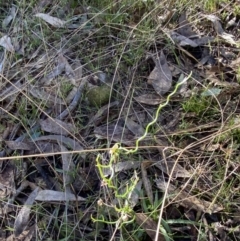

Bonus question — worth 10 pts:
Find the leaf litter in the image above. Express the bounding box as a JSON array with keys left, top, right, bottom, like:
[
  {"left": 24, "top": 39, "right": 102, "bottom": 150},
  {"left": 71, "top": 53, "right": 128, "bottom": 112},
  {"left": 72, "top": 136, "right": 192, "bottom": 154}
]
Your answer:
[{"left": 0, "top": 1, "right": 240, "bottom": 240}]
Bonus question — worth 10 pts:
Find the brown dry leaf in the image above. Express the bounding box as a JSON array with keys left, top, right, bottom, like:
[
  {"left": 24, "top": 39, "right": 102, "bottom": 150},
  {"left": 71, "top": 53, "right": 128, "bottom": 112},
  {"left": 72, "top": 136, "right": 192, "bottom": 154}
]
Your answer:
[
  {"left": 194, "top": 36, "right": 214, "bottom": 46},
  {"left": 89, "top": 100, "right": 119, "bottom": 126},
  {"left": 141, "top": 162, "right": 153, "bottom": 205},
  {"left": 33, "top": 135, "right": 84, "bottom": 152},
  {"left": 125, "top": 118, "right": 144, "bottom": 137},
  {"left": 156, "top": 178, "right": 223, "bottom": 213},
  {"left": 0, "top": 35, "right": 15, "bottom": 52},
  {"left": 135, "top": 213, "right": 165, "bottom": 241},
  {"left": 135, "top": 93, "right": 163, "bottom": 105},
  {"left": 178, "top": 12, "right": 196, "bottom": 37},
  {"left": 39, "top": 118, "right": 75, "bottom": 136},
  {"left": 35, "top": 13, "right": 67, "bottom": 28},
  {"left": 94, "top": 124, "right": 135, "bottom": 145},
  {"left": 5, "top": 141, "right": 34, "bottom": 150},
  {"left": 35, "top": 190, "right": 86, "bottom": 202},
  {"left": 170, "top": 31, "right": 198, "bottom": 47},
  {"left": 14, "top": 187, "right": 40, "bottom": 237},
  {"left": 148, "top": 51, "right": 172, "bottom": 96},
  {"left": 0, "top": 164, "right": 15, "bottom": 199},
  {"left": 154, "top": 159, "right": 191, "bottom": 178},
  {"left": 26, "top": 141, "right": 60, "bottom": 155}
]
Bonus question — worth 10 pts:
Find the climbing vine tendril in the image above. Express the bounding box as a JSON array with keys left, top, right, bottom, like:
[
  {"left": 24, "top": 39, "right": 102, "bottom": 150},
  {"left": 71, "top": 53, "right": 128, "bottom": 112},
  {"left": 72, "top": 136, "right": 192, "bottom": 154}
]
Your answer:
[{"left": 93, "top": 72, "right": 192, "bottom": 228}]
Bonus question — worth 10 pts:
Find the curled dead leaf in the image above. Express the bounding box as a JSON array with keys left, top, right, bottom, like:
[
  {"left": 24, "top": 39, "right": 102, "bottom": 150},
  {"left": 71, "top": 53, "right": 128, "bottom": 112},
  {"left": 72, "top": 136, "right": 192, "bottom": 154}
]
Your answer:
[{"left": 147, "top": 51, "right": 172, "bottom": 96}]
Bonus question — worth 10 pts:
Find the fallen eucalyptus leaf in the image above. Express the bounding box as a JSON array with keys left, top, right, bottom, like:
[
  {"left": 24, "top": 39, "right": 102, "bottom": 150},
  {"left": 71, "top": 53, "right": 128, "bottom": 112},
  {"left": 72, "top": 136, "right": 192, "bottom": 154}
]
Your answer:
[
  {"left": 14, "top": 188, "right": 40, "bottom": 237},
  {"left": 170, "top": 32, "right": 198, "bottom": 47},
  {"left": 135, "top": 93, "right": 163, "bottom": 105},
  {"left": 39, "top": 118, "right": 75, "bottom": 135},
  {"left": 201, "top": 88, "right": 222, "bottom": 97},
  {"left": 125, "top": 118, "right": 144, "bottom": 137},
  {"left": 147, "top": 51, "right": 172, "bottom": 96},
  {"left": 32, "top": 135, "right": 84, "bottom": 152},
  {"left": 0, "top": 35, "right": 15, "bottom": 52},
  {"left": 35, "top": 13, "right": 67, "bottom": 27},
  {"left": 154, "top": 158, "right": 191, "bottom": 178},
  {"left": 5, "top": 140, "right": 34, "bottom": 150},
  {"left": 178, "top": 12, "right": 196, "bottom": 37},
  {"left": 35, "top": 190, "right": 86, "bottom": 202}
]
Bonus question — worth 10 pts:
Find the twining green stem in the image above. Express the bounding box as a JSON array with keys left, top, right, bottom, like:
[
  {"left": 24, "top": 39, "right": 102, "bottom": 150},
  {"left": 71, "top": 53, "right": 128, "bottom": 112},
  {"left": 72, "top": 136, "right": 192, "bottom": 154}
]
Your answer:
[
  {"left": 120, "top": 72, "right": 192, "bottom": 154},
  {"left": 94, "top": 72, "right": 192, "bottom": 228}
]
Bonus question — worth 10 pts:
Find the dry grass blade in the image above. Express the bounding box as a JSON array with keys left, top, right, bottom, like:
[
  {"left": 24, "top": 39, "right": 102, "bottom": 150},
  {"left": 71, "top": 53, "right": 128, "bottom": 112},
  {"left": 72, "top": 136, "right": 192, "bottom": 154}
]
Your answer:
[{"left": 59, "top": 143, "right": 74, "bottom": 194}]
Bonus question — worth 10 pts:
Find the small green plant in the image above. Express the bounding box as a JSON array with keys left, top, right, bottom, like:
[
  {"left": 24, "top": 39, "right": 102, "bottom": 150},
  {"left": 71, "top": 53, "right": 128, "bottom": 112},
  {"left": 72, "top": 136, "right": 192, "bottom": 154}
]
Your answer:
[
  {"left": 93, "top": 73, "right": 192, "bottom": 235},
  {"left": 182, "top": 93, "right": 218, "bottom": 118},
  {"left": 92, "top": 144, "right": 138, "bottom": 228}
]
